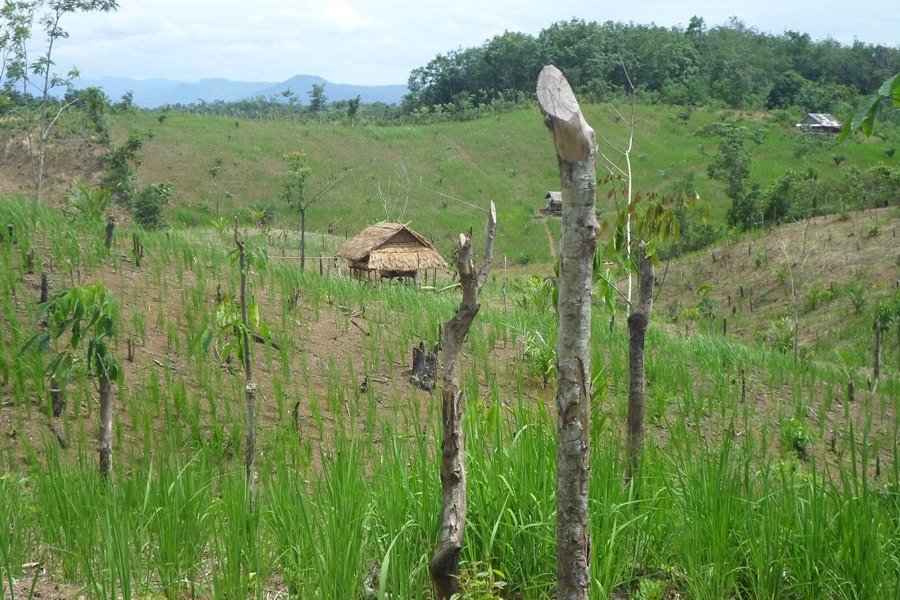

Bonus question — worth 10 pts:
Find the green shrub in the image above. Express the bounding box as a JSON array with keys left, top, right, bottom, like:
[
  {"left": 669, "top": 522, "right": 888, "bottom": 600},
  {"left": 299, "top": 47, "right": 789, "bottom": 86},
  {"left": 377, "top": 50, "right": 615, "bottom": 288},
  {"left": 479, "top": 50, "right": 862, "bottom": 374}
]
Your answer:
[
  {"left": 132, "top": 183, "right": 173, "bottom": 230},
  {"left": 803, "top": 285, "right": 834, "bottom": 313}
]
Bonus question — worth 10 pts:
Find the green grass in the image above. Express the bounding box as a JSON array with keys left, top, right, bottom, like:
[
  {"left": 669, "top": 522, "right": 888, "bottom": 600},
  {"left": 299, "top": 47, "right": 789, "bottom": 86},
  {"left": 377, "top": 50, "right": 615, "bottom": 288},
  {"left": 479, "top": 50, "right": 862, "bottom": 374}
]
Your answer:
[
  {"left": 109, "top": 103, "right": 897, "bottom": 266},
  {"left": 1, "top": 123, "right": 899, "bottom": 598}
]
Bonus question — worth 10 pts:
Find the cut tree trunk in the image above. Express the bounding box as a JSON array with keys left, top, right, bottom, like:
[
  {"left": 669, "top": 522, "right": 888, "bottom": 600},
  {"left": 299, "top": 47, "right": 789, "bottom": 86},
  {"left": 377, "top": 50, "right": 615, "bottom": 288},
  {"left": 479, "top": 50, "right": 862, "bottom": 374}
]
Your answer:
[
  {"left": 624, "top": 242, "right": 653, "bottom": 484},
  {"left": 411, "top": 342, "right": 438, "bottom": 391},
  {"left": 873, "top": 316, "right": 882, "bottom": 389},
  {"left": 430, "top": 203, "right": 496, "bottom": 600},
  {"left": 537, "top": 64, "right": 598, "bottom": 600},
  {"left": 104, "top": 215, "right": 116, "bottom": 251},
  {"left": 98, "top": 374, "right": 112, "bottom": 478}
]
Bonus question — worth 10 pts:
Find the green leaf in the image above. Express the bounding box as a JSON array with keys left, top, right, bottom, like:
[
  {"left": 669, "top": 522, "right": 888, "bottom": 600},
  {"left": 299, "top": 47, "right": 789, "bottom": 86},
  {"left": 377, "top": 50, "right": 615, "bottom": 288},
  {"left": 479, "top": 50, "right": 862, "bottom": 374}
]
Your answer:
[
  {"left": 595, "top": 269, "right": 618, "bottom": 313},
  {"left": 20, "top": 332, "right": 50, "bottom": 356},
  {"left": 878, "top": 73, "right": 900, "bottom": 106},
  {"left": 200, "top": 327, "right": 213, "bottom": 353},
  {"left": 222, "top": 340, "right": 238, "bottom": 363},
  {"left": 248, "top": 301, "right": 260, "bottom": 329},
  {"left": 850, "top": 93, "right": 881, "bottom": 137}
]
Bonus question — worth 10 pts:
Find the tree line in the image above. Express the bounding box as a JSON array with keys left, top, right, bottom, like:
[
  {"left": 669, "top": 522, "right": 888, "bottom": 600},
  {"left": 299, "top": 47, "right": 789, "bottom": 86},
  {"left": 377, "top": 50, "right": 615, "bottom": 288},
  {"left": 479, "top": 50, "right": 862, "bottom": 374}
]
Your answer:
[{"left": 402, "top": 16, "right": 900, "bottom": 115}]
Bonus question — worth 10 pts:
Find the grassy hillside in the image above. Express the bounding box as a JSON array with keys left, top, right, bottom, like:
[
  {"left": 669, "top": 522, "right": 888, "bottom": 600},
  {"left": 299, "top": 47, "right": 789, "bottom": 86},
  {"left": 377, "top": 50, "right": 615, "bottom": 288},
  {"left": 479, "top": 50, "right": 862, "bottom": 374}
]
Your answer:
[{"left": 99, "top": 103, "right": 895, "bottom": 264}]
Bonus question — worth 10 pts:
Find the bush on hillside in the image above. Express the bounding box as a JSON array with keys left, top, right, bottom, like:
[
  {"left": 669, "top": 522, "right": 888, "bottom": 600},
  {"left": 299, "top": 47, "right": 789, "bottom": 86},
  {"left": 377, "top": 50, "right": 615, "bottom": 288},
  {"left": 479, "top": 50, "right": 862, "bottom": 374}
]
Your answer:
[{"left": 131, "top": 183, "right": 173, "bottom": 230}]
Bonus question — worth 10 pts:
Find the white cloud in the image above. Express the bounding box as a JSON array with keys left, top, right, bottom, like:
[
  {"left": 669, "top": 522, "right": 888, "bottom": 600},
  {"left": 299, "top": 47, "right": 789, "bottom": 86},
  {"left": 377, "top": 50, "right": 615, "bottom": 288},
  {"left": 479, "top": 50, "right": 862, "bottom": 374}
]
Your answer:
[{"left": 47, "top": 0, "right": 897, "bottom": 85}]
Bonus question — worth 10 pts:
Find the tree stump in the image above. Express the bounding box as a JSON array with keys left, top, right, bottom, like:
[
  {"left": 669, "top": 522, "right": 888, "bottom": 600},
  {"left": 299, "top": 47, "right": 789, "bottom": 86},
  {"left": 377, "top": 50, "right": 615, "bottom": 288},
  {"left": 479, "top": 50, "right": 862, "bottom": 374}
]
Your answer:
[
  {"left": 104, "top": 215, "right": 116, "bottom": 251},
  {"left": 410, "top": 342, "right": 437, "bottom": 391}
]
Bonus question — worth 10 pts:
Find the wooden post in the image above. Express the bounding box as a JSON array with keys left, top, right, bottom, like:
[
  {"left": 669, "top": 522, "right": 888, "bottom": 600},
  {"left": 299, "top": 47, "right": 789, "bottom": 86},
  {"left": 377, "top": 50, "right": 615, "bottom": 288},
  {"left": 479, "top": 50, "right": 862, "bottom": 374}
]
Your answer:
[
  {"left": 132, "top": 233, "right": 143, "bottom": 267},
  {"left": 430, "top": 202, "right": 496, "bottom": 600},
  {"left": 538, "top": 65, "right": 598, "bottom": 600},
  {"left": 104, "top": 215, "right": 116, "bottom": 251}
]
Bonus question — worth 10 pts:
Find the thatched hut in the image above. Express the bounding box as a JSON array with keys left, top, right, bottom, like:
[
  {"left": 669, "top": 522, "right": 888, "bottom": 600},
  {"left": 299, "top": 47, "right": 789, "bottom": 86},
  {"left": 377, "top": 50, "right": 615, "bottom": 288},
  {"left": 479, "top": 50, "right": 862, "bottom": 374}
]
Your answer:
[{"left": 335, "top": 221, "right": 446, "bottom": 283}]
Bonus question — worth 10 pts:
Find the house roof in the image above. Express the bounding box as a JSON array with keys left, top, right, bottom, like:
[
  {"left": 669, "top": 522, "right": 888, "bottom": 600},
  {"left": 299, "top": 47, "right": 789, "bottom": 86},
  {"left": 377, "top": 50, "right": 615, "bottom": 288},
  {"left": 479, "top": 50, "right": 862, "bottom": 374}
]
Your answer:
[
  {"left": 796, "top": 113, "right": 842, "bottom": 128},
  {"left": 335, "top": 222, "right": 447, "bottom": 271},
  {"left": 545, "top": 191, "right": 562, "bottom": 203}
]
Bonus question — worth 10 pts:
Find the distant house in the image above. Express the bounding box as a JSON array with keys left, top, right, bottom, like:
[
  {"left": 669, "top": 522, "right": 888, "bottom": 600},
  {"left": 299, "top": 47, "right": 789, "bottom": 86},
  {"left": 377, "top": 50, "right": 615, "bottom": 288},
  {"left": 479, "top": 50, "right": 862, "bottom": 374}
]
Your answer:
[
  {"left": 796, "top": 113, "right": 843, "bottom": 134},
  {"left": 543, "top": 191, "right": 562, "bottom": 216},
  {"left": 335, "top": 221, "right": 446, "bottom": 284}
]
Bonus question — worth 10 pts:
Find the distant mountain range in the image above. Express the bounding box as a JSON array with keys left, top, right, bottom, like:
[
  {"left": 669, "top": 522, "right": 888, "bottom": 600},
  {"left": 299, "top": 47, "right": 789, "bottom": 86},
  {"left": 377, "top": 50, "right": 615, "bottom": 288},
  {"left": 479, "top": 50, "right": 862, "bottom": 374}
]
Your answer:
[{"left": 70, "top": 74, "right": 408, "bottom": 108}]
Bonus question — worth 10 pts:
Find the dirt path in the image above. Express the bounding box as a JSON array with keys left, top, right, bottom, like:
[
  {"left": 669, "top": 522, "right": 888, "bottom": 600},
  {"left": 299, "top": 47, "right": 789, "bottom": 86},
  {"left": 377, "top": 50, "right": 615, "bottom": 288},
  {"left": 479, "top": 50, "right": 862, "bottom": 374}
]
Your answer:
[{"left": 541, "top": 214, "right": 558, "bottom": 263}]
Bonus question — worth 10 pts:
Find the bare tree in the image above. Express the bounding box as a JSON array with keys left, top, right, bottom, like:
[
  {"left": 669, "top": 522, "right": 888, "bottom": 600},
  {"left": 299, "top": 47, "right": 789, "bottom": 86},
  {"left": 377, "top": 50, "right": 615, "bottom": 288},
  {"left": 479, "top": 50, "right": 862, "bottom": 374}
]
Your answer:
[
  {"left": 537, "top": 65, "right": 598, "bottom": 600},
  {"left": 430, "top": 202, "right": 497, "bottom": 600},
  {"left": 280, "top": 151, "right": 349, "bottom": 270},
  {"left": 1, "top": 0, "right": 119, "bottom": 203}
]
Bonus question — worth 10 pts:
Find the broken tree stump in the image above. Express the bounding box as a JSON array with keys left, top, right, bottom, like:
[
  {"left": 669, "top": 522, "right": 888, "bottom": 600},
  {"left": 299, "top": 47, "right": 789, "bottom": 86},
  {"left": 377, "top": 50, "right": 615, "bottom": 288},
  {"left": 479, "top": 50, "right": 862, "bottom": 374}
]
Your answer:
[{"left": 410, "top": 341, "right": 437, "bottom": 392}]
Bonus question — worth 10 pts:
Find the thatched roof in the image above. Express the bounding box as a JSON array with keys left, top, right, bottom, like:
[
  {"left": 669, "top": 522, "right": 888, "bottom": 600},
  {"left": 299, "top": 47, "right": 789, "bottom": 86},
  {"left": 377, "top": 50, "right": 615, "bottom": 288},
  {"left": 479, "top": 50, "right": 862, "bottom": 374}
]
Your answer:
[{"left": 335, "top": 222, "right": 446, "bottom": 272}]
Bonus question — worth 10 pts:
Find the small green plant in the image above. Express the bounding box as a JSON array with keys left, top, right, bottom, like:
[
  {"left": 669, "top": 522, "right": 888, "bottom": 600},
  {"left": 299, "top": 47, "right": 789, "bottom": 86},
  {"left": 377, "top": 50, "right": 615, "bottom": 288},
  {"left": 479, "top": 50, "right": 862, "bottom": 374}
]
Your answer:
[
  {"left": 697, "top": 296, "right": 717, "bottom": 321},
  {"left": 636, "top": 577, "right": 669, "bottom": 600},
  {"left": 64, "top": 181, "right": 112, "bottom": 223},
  {"left": 519, "top": 328, "right": 555, "bottom": 387},
  {"left": 844, "top": 283, "right": 867, "bottom": 313},
  {"left": 757, "top": 317, "right": 795, "bottom": 353},
  {"left": 866, "top": 218, "right": 883, "bottom": 237},
  {"left": 803, "top": 285, "right": 834, "bottom": 313},
  {"left": 248, "top": 203, "right": 273, "bottom": 231},
  {"left": 211, "top": 217, "right": 230, "bottom": 234},
  {"left": 514, "top": 276, "right": 556, "bottom": 312},
  {"left": 831, "top": 153, "right": 846, "bottom": 166},
  {"left": 781, "top": 417, "right": 813, "bottom": 460},
  {"left": 680, "top": 306, "right": 701, "bottom": 334},
  {"left": 776, "top": 262, "right": 790, "bottom": 286},
  {"left": 453, "top": 562, "right": 507, "bottom": 600},
  {"left": 753, "top": 248, "right": 765, "bottom": 268}
]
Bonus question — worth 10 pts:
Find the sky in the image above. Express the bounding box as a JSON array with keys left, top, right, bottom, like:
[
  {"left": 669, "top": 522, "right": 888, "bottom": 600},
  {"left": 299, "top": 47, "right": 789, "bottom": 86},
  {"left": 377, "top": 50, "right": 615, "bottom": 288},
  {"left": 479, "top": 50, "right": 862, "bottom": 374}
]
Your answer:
[{"left": 52, "top": 0, "right": 898, "bottom": 86}]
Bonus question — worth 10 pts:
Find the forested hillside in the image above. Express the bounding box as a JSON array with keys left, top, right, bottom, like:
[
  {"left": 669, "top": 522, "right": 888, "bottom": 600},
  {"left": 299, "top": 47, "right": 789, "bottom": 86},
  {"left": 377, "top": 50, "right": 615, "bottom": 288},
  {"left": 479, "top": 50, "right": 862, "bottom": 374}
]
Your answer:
[{"left": 402, "top": 17, "right": 900, "bottom": 116}]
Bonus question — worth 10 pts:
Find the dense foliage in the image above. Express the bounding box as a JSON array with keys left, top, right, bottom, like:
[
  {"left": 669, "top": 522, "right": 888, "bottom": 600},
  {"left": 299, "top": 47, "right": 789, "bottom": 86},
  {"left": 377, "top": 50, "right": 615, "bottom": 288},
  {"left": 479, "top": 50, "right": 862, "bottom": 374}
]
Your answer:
[{"left": 403, "top": 17, "right": 900, "bottom": 115}]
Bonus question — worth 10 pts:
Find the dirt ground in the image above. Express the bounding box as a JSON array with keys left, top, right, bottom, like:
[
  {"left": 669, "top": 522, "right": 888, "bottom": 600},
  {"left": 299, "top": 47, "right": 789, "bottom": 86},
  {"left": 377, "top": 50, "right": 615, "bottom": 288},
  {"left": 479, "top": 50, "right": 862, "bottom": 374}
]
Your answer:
[{"left": 0, "top": 128, "right": 107, "bottom": 201}]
